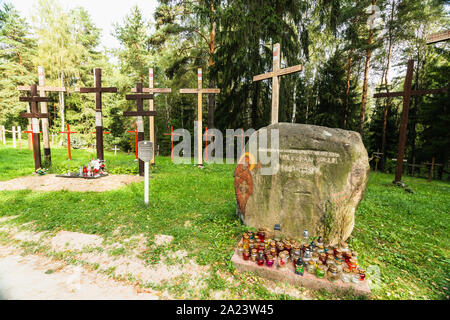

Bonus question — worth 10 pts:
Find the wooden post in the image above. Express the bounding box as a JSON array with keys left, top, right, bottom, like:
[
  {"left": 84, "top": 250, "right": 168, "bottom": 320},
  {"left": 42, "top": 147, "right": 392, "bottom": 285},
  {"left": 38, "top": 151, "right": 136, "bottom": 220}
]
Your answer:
[
  {"left": 79, "top": 68, "right": 117, "bottom": 161},
  {"left": 1, "top": 125, "right": 5, "bottom": 145},
  {"left": 373, "top": 60, "right": 448, "bottom": 183},
  {"left": 179, "top": 68, "right": 220, "bottom": 167},
  {"left": 12, "top": 126, "right": 16, "bottom": 148},
  {"left": 17, "top": 126, "right": 22, "bottom": 150},
  {"left": 163, "top": 125, "right": 182, "bottom": 162},
  {"left": 124, "top": 82, "right": 155, "bottom": 176},
  {"left": 19, "top": 84, "right": 51, "bottom": 170},
  {"left": 428, "top": 157, "right": 435, "bottom": 182},
  {"left": 252, "top": 43, "right": 302, "bottom": 124}
]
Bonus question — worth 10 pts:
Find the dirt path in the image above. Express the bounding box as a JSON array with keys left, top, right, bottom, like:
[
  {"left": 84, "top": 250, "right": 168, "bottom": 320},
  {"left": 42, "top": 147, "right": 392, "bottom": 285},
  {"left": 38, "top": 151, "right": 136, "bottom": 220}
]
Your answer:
[
  {"left": 0, "top": 245, "right": 158, "bottom": 300},
  {"left": 0, "top": 174, "right": 142, "bottom": 192}
]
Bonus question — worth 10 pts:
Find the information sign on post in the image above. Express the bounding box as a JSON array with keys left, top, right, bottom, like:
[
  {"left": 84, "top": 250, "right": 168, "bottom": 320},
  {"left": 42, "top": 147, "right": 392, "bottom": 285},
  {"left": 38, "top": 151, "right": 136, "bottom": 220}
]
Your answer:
[{"left": 138, "top": 141, "right": 154, "bottom": 204}]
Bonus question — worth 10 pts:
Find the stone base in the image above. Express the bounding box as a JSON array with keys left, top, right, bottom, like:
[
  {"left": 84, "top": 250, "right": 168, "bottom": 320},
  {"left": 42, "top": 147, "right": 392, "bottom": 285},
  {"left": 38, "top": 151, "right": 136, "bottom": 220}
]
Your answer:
[{"left": 231, "top": 250, "right": 371, "bottom": 297}]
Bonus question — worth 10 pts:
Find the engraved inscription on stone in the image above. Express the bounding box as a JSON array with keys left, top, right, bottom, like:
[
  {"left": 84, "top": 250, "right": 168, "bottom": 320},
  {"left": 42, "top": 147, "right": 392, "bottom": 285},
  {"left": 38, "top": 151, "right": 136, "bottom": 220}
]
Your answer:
[
  {"left": 260, "top": 148, "right": 340, "bottom": 175},
  {"left": 138, "top": 141, "right": 154, "bottom": 162}
]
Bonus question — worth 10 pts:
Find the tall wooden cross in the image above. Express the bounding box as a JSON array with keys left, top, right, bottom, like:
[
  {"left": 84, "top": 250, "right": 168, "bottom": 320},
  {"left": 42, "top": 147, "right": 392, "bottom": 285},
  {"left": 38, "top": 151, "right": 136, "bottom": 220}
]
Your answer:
[
  {"left": 132, "top": 68, "right": 172, "bottom": 165},
  {"left": 253, "top": 43, "right": 302, "bottom": 124},
  {"left": 19, "top": 84, "right": 51, "bottom": 170},
  {"left": 59, "top": 123, "right": 77, "bottom": 160},
  {"left": 124, "top": 82, "right": 155, "bottom": 176},
  {"left": 373, "top": 60, "right": 448, "bottom": 183},
  {"left": 79, "top": 68, "right": 117, "bottom": 161},
  {"left": 23, "top": 123, "right": 41, "bottom": 161},
  {"left": 18, "top": 66, "right": 66, "bottom": 165},
  {"left": 180, "top": 68, "right": 220, "bottom": 167}
]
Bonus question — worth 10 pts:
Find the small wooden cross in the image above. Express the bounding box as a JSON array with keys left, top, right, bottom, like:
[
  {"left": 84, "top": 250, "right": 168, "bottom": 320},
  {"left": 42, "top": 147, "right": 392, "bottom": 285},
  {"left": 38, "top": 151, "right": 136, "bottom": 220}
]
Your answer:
[
  {"left": 373, "top": 60, "right": 448, "bottom": 183},
  {"left": 124, "top": 82, "right": 155, "bottom": 176},
  {"left": 132, "top": 68, "right": 171, "bottom": 165},
  {"left": 79, "top": 68, "right": 117, "bottom": 161},
  {"left": 163, "top": 125, "right": 182, "bottom": 162},
  {"left": 127, "top": 122, "right": 139, "bottom": 159},
  {"left": 59, "top": 123, "right": 77, "bottom": 160},
  {"left": 253, "top": 43, "right": 302, "bottom": 124},
  {"left": 19, "top": 84, "right": 50, "bottom": 170},
  {"left": 18, "top": 66, "right": 66, "bottom": 163},
  {"left": 111, "top": 145, "right": 120, "bottom": 156},
  {"left": 180, "top": 68, "right": 220, "bottom": 167}
]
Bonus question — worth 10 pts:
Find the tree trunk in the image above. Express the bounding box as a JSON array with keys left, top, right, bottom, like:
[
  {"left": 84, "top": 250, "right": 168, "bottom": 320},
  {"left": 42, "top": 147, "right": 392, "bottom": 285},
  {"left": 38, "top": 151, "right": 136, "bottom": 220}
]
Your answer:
[
  {"left": 344, "top": 48, "right": 354, "bottom": 129},
  {"left": 207, "top": 3, "right": 216, "bottom": 129},
  {"left": 59, "top": 72, "right": 65, "bottom": 134},
  {"left": 381, "top": 1, "right": 395, "bottom": 171},
  {"left": 360, "top": 0, "right": 377, "bottom": 135},
  {"left": 291, "top": 84, "right": 297, "bottom": 123}
]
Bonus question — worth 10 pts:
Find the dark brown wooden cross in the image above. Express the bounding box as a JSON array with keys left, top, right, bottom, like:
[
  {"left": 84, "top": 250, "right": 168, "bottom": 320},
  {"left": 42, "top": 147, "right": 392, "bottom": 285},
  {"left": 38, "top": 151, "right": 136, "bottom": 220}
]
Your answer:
[
  {"left": 123, "top": 82, "right": 155, "bottom": 176},
  {"left": 373, "top": 60, "right": 448, "bottom": 183},
  {"left": 19, "top": 84, "right": 51, "bottom": 171},
  {"left": 79, "top": 68, "right": 117, "bottom": 161}
]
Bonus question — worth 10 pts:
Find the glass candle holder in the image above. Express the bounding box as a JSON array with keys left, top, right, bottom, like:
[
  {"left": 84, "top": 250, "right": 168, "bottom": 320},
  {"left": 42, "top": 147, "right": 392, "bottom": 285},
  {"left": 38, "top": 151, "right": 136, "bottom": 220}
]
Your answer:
[
  {"left": 348, "top": 258, "right": 358, "bottom": 271},
  {"left": 327, "top": 265, "right": 340, "bottom": 282},
  {"left": 251, "top": 249, "right": 257, "bottom": 262},
  {"left": 274, "top": 224, "right": 281, "bottom": 242},
  {"left": 316, "top": 265, "right": 326, "bottom": 279},
  {"left": 295, "top": 259, "right": 304, "bottom": 276},
  {"left": 302, "top": 229, "right": 309, "bottom": 246},
  {"left": 257, "top": 258, "right": 264, "bottom": 266},
  {"left": 359, "top": 269, "right": 366, "bottom": 281},
  {"left": 243, "top": 250, "right": 250, "bottom": 261},
  {"left": 266, "top": 255, "right": 274, "bottom": 267},
  {"left": 319, "top": 253, "right": 327, "bottom": 264},
  {"left": 257, "top": 228, "right": 266, "bottom": 242},
  {"left": 306, "top": 260, "right": 315, "bottom": 274},
  {"left": 341, "top": 267, "right": 351, "bottom": 283}
]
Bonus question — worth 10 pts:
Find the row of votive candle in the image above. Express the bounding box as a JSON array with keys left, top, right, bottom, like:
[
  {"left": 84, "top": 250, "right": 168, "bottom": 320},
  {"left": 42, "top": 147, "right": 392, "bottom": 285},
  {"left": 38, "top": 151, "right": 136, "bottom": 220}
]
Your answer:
[{"left": 237, "top": 229, "right": 365, "bottom": 283}]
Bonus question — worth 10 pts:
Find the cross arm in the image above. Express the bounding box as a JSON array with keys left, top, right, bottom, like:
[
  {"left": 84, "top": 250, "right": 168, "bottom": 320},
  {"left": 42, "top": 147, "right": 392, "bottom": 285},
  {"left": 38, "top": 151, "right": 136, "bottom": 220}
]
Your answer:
[
  {"left": 18, "top": 85, "right": 66, "bottom": 92},
  {"left": 126, "top": 94, "right": 154, "bottom": 100},
  {"left": 20, "top": 112, "right": 49, "bottom": 118},
  {"left": 78, "top": 87, "right": 117, "bottom": 93},
  {"left": 253, "top": 65, "right": 302, "bottom": 82},
  {"left": 19, "top": 96, "right": 51, "bottom": 103},
  {"left": 373, "top": 88, "right": 448, "bottom": 98},
  {"left": 179, "top": 89, "right": 220, "bottom": 94},
  {"left": 131, "top": 88, "right": 172, "bottom": 93},
  {"left": 123, "top": 111, "right": 157, "bottom": 117}
]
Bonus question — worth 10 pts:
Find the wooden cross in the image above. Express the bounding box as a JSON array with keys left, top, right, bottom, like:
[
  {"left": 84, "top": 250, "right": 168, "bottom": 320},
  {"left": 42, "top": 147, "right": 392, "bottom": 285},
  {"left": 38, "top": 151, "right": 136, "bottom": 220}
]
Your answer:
[
  {"left": 59, "top": 123, "right": 77, "bottom": 160},
  {"left": 0, "top": 125, "right": 5, "bottom": 145},
  {"left": 79, "top": 68, "right": 117, "bottom": 161},
  {"left": 18, "top": 66, "right": 66, "bottom": 164},
  {"left": 124, "top": 82, "right": 155, "bottom": 176},
  {"left": 252, "top": 43, "right": 302, "bottom": 124},
  {"left": 111, "top": 145, "right": 120, "bottom": 156},
  {"left": 373, "top": 60, "right": 448, "bottom": 183},
  {"left": 180, "top": 68, "right": 220, "bottom": 167},
  {"left": 163, "top": 125, "right": 182, "bottom": 162},
  {"left": 19, "top": 84, "right": 50, "bottom": 170},
  {"left": 128, "top": 122, "right": 139, "bottom": 159},
  {"left": 132, "top": 68, "right": 171, "bottom": 165}
]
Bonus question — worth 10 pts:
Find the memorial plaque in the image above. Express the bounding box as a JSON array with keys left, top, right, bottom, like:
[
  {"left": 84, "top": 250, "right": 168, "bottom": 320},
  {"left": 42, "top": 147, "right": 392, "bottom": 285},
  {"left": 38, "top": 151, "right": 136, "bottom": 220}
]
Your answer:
[{"left": 138, "top": 141, "right": 154, "bottom": 162}]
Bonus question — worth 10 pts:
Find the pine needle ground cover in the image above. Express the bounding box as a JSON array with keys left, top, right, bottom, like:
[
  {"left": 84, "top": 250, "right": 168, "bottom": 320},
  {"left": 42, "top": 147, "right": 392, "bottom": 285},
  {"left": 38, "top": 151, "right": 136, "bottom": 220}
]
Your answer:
[{"left": 0, "top": 143, "right": 448, "bottom": 300}]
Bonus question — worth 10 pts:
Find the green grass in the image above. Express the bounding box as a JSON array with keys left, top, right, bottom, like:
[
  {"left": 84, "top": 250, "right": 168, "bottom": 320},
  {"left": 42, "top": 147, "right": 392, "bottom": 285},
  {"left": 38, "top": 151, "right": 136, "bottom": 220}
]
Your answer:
[
  {"left": 0, "top": 138, "right": 139, "bottom": 180},
  {"left": 0, "top": 141, "right": 449, "bottom": 300}
]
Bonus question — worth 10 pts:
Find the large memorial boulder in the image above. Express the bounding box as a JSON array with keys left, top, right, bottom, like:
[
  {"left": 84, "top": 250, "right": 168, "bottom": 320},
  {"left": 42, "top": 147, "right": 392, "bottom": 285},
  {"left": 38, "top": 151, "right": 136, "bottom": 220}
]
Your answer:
[{"left": 234, "top": 123, "right": 369, "bottom": 245}]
